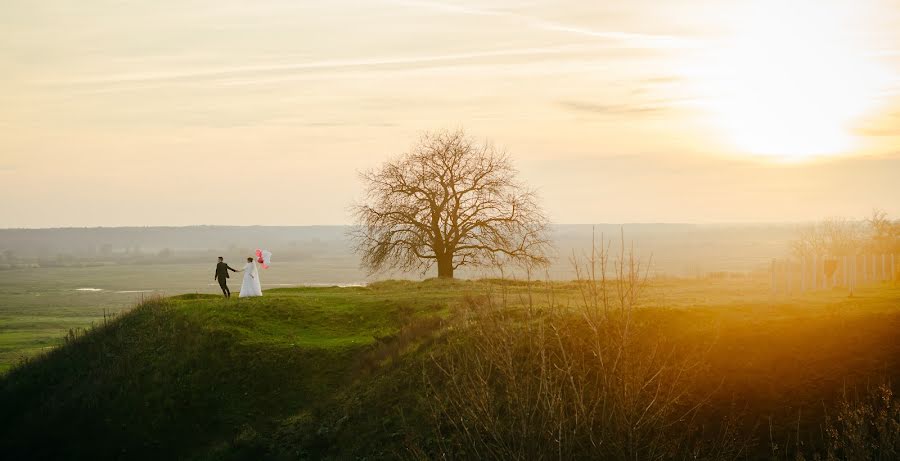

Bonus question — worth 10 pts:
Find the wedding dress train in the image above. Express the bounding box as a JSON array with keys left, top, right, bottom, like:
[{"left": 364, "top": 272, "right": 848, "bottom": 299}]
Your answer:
[{"left": 239, "top": 262, "right": 263, "bottom": 297}]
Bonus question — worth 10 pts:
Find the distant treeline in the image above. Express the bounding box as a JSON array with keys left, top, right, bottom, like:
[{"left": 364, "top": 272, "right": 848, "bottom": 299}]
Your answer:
[
  {"left": 0, "top": 226, "right": 351, "bottom": 268},
  {"left": 0, "top": 224, "right": 801, "bottom": 276}
]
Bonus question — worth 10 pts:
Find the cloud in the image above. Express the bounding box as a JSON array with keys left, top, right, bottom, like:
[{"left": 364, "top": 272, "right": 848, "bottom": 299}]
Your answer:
[
  {"left": 386, "top": 0, "right": 509, "bottom": 17},
  {"left": 41, "top": 43, "right": 609, "bottom": 91},
  {"left": 36, "top": 1, "right": 701, "bottom": 94},
  {"left": 858, "top": 128, "right": 900, "bottom": 137},
  {"left": 855, "top": 110, "right": 900, "bottom": 136},
  {"left": 534, "top": 22, "right": 698, "bottom": 49},
  {"left": 387, "top": 0, "right": 700, "bottom": 49},
  {"left": 299, "top": 121, "right": 399, "bottom": 128},
  {"left": 559, "top": 100, "right": 666, "bottom": 116}
]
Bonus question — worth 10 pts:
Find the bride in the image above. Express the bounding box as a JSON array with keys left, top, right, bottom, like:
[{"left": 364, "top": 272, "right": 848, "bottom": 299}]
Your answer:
[{"left": 239, "top": 257, "right": 263, "bottom": 298}]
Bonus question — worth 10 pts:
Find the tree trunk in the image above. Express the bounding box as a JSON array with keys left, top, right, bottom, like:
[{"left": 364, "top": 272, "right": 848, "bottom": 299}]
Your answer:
[{"left": 437, "top": 254, "right": 454, "bottom": 279}]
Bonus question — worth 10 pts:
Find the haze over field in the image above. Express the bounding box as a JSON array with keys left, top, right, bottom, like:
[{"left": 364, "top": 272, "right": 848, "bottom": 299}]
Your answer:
[
  {"left": 3, "top": 0, "right": 900, "bottom": 228},
  {"left": 0, "top": 224, "right": 795, "bottom": 278}
]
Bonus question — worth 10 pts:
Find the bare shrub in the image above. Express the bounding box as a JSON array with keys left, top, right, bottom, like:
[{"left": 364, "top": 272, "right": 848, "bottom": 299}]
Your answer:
[
  {"left": 423, "top": 233, "right": 744, "bottom": 460},
  {"left": 791, "top": 211, "right": 900, "bottom": 259},
  {"left": 822, "top": 383, "right": 900, "bottom": 461},
  {"left": 866, "top": 209, "right": 900, "bottom": 254},
  {"left": 791, "top": 217, "right": 865, "bottom": 258}
]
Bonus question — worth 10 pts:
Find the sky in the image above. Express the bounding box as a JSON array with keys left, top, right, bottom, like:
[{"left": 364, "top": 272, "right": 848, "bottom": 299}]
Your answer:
[{"left": 1, "top": 0, "right": 899, "bottom": 227}]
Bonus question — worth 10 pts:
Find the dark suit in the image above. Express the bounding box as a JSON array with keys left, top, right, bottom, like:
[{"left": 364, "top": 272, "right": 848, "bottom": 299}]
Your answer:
[{"left": 214, "top": 261, "right": 238, "bottom": 297}]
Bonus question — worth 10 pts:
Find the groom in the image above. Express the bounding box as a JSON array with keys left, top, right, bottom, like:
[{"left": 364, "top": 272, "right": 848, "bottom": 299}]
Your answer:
[{"left": 214, "top": 256, "right": 239, "bottom": 298}]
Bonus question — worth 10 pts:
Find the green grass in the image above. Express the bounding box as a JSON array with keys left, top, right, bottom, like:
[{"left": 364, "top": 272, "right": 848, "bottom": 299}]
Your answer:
[
  {"left": 0, "top": 262, "right": 369, "bottom": 371},
  {"left": 0, "top": 278, "right": 488, "bottom": 459},
  {"left": 0, "top": 277, "right": 898, "bottom": 459}
]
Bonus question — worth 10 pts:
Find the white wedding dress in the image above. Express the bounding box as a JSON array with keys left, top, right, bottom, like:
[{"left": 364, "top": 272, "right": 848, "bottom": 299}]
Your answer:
[{"left": 239, "top": 262, "right": 263, "bottom": 297}]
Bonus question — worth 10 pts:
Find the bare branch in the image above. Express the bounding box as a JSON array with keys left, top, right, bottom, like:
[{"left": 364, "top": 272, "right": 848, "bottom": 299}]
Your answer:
[{"left": 351, "top": 129, "right": 551, "bottom": 278}]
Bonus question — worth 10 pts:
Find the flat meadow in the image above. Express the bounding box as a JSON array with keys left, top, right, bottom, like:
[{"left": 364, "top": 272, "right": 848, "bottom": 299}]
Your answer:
[
  {"left": 1, "top": 262, "right": 898, "bottom": 459},
  {"left": 0, "top": 261, "right": 366, "bottom": 371}
]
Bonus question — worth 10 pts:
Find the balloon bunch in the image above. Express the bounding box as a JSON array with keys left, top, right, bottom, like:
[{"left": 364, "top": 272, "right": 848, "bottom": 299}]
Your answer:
[{"left": 255, "top": 249, "right": 272, "bottom": 269}]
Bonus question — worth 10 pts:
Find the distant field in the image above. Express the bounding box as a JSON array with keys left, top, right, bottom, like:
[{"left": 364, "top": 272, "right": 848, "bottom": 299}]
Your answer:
[
  {"left": 1, "top": 257, "right": 894, "bottom": 372},
  {"left": 0, "top": 261, "right": 370, "bottom": 371}
]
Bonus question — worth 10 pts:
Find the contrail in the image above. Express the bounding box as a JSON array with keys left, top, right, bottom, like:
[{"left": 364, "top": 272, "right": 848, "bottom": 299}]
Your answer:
[{"left": 385, "top": 0, "right": 700, "bottom": 49}]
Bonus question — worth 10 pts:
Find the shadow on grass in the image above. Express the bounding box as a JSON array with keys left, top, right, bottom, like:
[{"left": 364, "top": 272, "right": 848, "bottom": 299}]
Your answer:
[{"left": 0, "top": 297, "right": 357, "bottom": 460}]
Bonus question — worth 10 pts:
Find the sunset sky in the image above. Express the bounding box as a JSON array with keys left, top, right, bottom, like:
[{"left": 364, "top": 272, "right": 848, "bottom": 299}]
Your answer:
[{"left": 2, "top": 0, "right": 899, "bottom": 227}]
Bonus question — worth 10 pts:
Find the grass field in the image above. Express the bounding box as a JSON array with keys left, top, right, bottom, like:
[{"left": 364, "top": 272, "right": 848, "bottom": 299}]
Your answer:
[
  {"left": 1, "top": 262, "right": 895, "bottom": 372},
  {"left": 1, "top": 268, "right": 898, "bottom": 459},
  {"left": 0, "top": 264, "right": 805, "bottom": 371},
  {"left": 0, "top": 261, "right": 762, "bottom": 372},
  {"left": 0, "top": 262, "right": 370, "bottom": 372}
]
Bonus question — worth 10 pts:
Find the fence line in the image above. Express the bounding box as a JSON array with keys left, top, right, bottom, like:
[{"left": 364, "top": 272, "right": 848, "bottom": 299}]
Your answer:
[{"left": 770, "top": 253, "right": 897, "bottom": 295}]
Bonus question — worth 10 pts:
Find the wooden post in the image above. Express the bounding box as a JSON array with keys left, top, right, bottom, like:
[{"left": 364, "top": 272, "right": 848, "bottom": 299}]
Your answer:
[
  {"left": 842, "top": 255, "right": 848, "bottom": 288},
  {"left": 800, "top": 256, "right": 806, "bottom": 292},
  {"left": 812, "top": 254, "right": 818, "bottom": 291},
  {"left": 872, "top": 254, "right": 877, "bottom": 283},
  {"left": 862, "top": 254, "right": 867, "bottom": 284},
  {"left": 786, "top": 259, "right": 792, "bottom": 296},
  {"left": 892, "top": 253, "right": 896, "bottom": 286},
  {"left": 831, "top": 259, "right": 836, "bottom": 288},
  {"left": 771, "top": 258, "right": 777, "bottom": 296},
  {"left": 882, "top": 254, "right": 887, "bottom": 282}
]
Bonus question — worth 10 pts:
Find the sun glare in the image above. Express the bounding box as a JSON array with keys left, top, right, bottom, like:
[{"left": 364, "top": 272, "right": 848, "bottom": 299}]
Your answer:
[{"left": 697, "top": 1, "right": 890, "bottom": 160}]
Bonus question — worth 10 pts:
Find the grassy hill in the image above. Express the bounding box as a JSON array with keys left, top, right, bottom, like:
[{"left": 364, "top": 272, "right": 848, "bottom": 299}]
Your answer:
[{"left": 1, "top": 279, "right": 899, "bottom": 460}]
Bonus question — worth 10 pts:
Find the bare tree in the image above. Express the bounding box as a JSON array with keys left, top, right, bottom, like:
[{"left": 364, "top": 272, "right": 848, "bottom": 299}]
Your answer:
[
  {"left": 352, "top": 129, "right": 550, "bottom": 279},
  {"left": 791, "top": 217, "right": 863, "bottom": 258},
  {"left": 867, "top": 209, "right": 900, "bottom": 253}
]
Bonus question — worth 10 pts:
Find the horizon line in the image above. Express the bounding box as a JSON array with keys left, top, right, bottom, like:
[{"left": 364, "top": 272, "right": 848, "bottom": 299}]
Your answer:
[{"left": 0, "top": 221, "right": 832, "bottom": 231}]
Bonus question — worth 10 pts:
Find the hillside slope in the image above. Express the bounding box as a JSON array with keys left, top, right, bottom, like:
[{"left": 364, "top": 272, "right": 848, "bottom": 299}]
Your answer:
[
  {"left": 2, "top": 280, "right": 899, "bottom": 460},
  {"left": 0, "top": 282, "right": 460, "bottom": 460}
]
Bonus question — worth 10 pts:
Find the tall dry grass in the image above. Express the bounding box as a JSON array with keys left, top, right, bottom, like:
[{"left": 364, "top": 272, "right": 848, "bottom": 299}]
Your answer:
[{"left": 422, "top": 233, "right": 746, "bottom": 460}]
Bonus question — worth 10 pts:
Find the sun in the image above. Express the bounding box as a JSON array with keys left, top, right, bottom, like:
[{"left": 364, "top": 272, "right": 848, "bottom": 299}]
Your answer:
[{"left": 695, "top": 0, "right": 889, "bottom": 160}]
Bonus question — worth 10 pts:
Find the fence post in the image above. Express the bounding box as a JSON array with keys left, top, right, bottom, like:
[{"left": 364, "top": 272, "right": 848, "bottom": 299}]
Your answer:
[
  {"left": 832, "top": 262, "right": 837, "bottom": 288},
  {"left": 862, "top": 254, "right": 867, "bottom": 284},
  {"left": 786, "top": 259, "right": 792, "bottom": 296},
  {"left": 771, "top": 259, "right": 776, "bottom": 296},
  {"left": 842, "top": 255, "right": 847, "bottom": 288},
  {"left": 882, "top": 254, "right": 887, "bottom": 282},
  {"left": 800, "top": 256, "right": 806, "bottom": 292},
  {"left": 892, "top": 253, "right": 896, "bottom": 286},
  {"left": 872, "top": 254, "right": 877, "bottom": 283},
  {"left": 812, "top": 254, "right": 818, "bottom": 291}
]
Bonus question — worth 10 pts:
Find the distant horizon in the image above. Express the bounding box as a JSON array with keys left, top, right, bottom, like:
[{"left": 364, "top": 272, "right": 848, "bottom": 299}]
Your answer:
[
  {"left": 3, "top": 1, "right": 900, "bottom": 228},
  {"left": 0, "top": 220, "right": 859, "bottom": 231}
]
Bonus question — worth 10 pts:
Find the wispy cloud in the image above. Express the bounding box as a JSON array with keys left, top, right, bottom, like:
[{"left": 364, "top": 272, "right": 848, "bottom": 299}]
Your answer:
[
  {"left": 387, "top": 0, "right": 509, "bottom": 17},
  {"left": 387, "top": 0, "right": 700, "bottom": 49},
  {"left": 35, "top": 0, "right": 700, "bottom": 94},
  {"left": 40, "top": 43, "right": 608, "bottom": 90},
  {"left": 857, "top": 111, "right": 900, "bottom": 137},
  {"left": 534, "top": 22, "right": 697, "bottom": 49},
  {"left": 559, "top": 100, "right": 666, "bottom": 116}
]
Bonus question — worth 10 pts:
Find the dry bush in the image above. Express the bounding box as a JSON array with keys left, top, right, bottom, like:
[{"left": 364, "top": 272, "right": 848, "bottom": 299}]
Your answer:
[
  {"left": 422, "top": 233, "right": 746, "bottom": 460},
  {"left": 820, "top": 383, "right": 900, "bottom": 461},
  {"left": 791, "top": 217, "right": 865, "bottom": 258}
]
